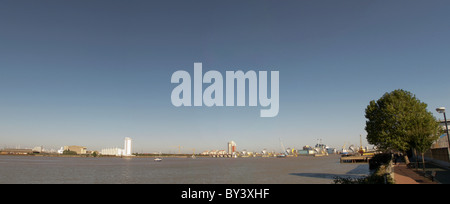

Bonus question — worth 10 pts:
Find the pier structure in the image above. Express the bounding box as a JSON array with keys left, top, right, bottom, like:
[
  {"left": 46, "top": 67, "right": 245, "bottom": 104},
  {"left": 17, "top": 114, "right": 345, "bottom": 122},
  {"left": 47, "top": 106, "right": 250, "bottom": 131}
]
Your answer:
[{"left": 340, "top": 155, "right": 373, "bottom": 163}]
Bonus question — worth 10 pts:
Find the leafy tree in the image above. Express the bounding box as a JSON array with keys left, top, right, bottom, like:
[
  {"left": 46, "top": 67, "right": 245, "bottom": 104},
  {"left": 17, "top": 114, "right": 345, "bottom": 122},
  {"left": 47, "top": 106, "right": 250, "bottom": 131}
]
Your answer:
[
  {"left": 365, "top": 89, "right": 441, "bottom": 164},
  {"left": 408, "top": 116, "right": 442, "bottom": 171},
  {"left": 62, "top": 150, "right": 77, "bottom": 155}
]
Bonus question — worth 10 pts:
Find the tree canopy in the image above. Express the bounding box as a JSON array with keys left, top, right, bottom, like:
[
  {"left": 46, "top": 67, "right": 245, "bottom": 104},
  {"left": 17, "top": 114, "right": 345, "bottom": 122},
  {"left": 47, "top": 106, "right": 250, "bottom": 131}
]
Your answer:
[{"left": 365, "top": 89, "right": 442, "bottom": 153}]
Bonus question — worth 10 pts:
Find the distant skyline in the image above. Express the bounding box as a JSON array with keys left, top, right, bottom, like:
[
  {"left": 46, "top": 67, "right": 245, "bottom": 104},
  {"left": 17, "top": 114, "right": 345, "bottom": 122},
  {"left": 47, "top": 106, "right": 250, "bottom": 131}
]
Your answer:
[{"left": 1, "top": 0, "right": 450, "bottom": 153}]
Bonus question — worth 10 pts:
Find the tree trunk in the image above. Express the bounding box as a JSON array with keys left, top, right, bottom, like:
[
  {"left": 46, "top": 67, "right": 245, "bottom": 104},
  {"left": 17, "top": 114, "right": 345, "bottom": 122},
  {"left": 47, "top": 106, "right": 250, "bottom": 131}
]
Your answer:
[
  {"left": 404, "top": 155, "right": 410, "bottom": 166},
  {"left": 411, "top": 149, "right": 418, "bottom": 170},
  {"left": 421, "top": 152, "right": 426, "bottom": 173}
]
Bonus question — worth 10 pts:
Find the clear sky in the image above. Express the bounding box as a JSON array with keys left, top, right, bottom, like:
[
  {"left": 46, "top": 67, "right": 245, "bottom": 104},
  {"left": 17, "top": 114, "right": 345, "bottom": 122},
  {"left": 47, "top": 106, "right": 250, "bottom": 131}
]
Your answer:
[{"left": 1, "top": 0, "right": 449, "bottom": 153}]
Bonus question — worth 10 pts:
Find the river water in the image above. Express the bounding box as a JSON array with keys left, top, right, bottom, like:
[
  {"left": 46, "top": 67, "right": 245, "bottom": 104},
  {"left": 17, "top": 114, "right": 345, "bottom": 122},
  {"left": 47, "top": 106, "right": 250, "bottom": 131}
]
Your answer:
[{"left": 0, "top": 155, "right": 369, "bottom": 184}]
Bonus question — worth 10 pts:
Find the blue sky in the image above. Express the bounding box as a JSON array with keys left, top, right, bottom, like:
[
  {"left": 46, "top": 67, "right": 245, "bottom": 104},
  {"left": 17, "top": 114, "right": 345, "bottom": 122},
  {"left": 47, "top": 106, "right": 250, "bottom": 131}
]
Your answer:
[{"left": 1, "top": 0, "right": 450, "bottom": 153}]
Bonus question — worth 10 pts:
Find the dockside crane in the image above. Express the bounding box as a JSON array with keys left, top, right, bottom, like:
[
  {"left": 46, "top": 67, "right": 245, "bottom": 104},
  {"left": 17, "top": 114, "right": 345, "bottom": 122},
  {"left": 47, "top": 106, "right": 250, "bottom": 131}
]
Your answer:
[{"left": 172, "top": 145, "right": 184, "bottom": 154}]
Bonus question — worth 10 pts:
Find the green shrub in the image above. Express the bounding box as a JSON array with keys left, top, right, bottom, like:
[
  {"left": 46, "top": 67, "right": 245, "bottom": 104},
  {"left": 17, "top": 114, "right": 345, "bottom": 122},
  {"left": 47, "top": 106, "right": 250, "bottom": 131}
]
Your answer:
[
  {"left": 369, "top": 153, "right": 392, "bottom": 170},
  {"left": 335, "top": 153, "right": 394, "bottom": 184}
]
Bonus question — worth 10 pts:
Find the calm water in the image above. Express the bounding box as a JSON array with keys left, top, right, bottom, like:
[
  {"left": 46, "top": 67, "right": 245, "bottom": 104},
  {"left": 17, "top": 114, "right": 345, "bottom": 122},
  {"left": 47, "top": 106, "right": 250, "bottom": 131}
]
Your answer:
[{"left": 0, "top": 155, "right": 369, "bottom": 184}]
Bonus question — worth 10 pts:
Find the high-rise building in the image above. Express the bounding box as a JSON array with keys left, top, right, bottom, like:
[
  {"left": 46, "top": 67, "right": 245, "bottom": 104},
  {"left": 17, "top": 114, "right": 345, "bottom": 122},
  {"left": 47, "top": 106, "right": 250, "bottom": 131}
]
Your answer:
[
  {"left": 124, "top": 137, "right": 132, "bottom": 156},
  {"left": 228, "top": 141, "right": 236, "bottom": 154}
]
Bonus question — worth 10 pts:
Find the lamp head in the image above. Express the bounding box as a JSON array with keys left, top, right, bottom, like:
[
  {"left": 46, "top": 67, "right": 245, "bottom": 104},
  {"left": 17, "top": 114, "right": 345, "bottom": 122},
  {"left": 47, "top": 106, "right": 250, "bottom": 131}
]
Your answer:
[{"left": 436, "top": 107, "right": 446, "bottom": 114}]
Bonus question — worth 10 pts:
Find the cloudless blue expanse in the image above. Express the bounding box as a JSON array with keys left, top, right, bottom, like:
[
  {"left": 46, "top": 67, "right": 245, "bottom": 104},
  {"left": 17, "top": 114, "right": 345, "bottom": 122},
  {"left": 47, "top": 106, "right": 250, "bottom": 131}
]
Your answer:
[{"left": 1, "top": 0, "right": 450, "bottom": 153}]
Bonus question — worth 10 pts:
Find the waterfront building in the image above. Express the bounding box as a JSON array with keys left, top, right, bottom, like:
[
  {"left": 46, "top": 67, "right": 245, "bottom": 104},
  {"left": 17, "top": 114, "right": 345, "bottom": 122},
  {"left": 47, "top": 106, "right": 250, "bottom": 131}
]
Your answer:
[
  {"left": 201, "top": 150, "right": 227, "bottom": 156},
  {"left": 430, "top": 119, "right": 450, "bottom": 149},
  {"left": 0, "top": 148, "right": 33, "bottom": 155},
  {"left": 124, "top": 137, "right": 132, "bottom": 156},
  {"left": 100, "top": 147, "right": 124, "bottom": 156},
  {"left": 100, "top": 137, "right": 133, "bottom": 156},
  {"left": 423, "top": 119, "right": 450, "bottom": 164},
  {"left": 32, "top": 146, "right": 43, "bottom": 153},
  {"left": 228, "top": 141, "right": 236, "bottom": 155},
  {"left": 64, "top": 146, "right": 87, "bottom": 154},
  {"left": 433, "top": 120, "right": 450, "bottom": 148},
  {"left": 439, "top": 119, "right": 450, "bottom": 131}
]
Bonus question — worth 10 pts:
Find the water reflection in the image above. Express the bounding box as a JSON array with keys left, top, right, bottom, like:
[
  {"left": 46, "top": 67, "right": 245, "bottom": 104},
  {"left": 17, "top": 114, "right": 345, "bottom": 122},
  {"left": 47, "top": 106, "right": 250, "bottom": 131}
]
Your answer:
[{"left": 289, "top": 164, "right": 368, "bottom": 181}]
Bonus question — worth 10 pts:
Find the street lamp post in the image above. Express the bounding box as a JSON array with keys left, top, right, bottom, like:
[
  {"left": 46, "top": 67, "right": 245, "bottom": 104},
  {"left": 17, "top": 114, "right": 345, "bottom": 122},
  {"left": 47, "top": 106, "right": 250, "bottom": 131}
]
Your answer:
[{"left": 436, "top": 107, "right": 450, "bottom": 156}]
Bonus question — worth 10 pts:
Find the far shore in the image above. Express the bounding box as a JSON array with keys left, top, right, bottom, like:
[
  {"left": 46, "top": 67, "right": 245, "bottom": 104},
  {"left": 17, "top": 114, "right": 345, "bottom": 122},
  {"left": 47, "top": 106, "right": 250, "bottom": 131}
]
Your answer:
[{"left": 0, "top": 153, "right": 209, "bottom": 158}]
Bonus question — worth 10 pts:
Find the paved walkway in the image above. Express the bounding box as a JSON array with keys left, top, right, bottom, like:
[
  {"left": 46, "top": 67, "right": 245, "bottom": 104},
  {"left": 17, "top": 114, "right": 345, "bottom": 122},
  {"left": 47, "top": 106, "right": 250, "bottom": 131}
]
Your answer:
[{"left": 393, "top": 163, "right": 437, "bottom": 184}]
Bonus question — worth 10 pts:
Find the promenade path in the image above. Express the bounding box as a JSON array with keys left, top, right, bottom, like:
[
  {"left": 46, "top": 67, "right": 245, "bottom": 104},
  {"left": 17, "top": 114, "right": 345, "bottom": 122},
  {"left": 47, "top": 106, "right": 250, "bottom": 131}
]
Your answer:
[
  {"left": 391, "top": 160, "right": 450, "bottom": 184},
  {"left": 393, "top": 163, "right": 437, "bottom": 184}
]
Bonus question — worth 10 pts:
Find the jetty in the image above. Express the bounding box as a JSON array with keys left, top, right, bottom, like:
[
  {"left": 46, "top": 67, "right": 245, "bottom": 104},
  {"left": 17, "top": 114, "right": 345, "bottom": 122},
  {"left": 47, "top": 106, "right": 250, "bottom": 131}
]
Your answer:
[{"left": 340, "top": 155, "right": 373, "bottom": 163}]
